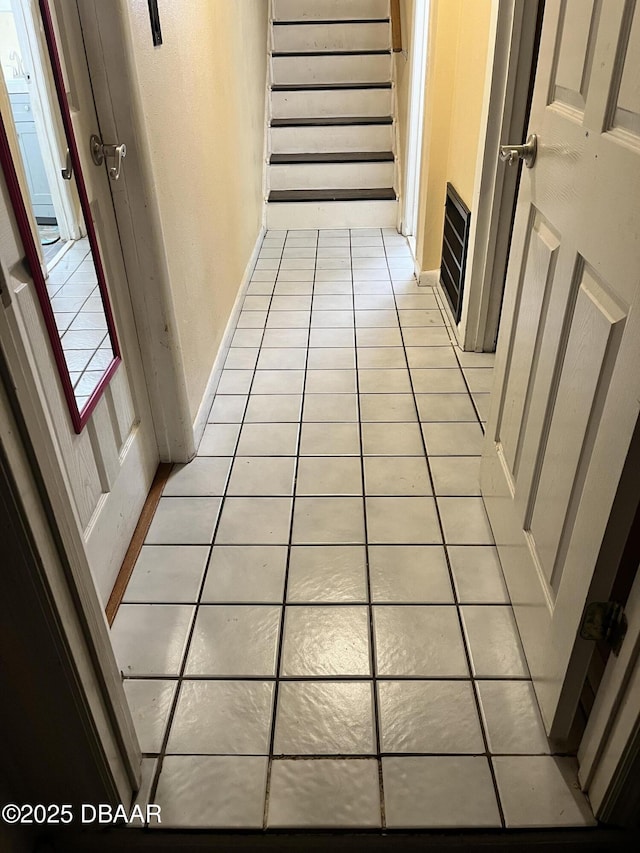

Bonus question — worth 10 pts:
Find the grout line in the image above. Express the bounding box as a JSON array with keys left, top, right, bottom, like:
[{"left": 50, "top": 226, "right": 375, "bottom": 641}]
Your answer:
[
  {"left": 262, "top": 228, "right": 315, "bottom": 830},
  {"left": 351, "top": 226, "right": 386, "bottom": 830},
  {"left": 383, "top": 235, "right": 507, "bottom": 829}
]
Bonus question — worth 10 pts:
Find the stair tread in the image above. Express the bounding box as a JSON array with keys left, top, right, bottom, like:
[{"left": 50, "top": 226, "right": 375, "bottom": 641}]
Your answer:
[
  {"left": 271, "top": 116, "right": 392, "bottom": 127},
  {"left": 273, "top": 18, "right": 391, "bottom": 25},
  {"left": 272, "top": 50, "right": 391, "bottom": 57},
  {"left": 269, "top": 188, "right": 397, "bottom": 203},
  {"left": 272, "top": 82, "right": 392, "bottom": 91},
  {"left": 270, "top": 152, "right": 395, "bottom": 164}
]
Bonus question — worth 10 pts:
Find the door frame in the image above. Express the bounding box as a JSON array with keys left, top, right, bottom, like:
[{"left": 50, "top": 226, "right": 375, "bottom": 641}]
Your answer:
[
  {"left": 71, "top": 0, "right": 199, "bottom": 463},
  {"left": 436, "top": 0, "right": 541, "bottom": 351},
  {"left": 400, "top": 0, "right": 429, "bottom": 254},
  {"left": 0, "top": 341, "right": 138, "bottom": 804},
  {"left": 5, "top": 0, "right": 82, "bottom": 243}
]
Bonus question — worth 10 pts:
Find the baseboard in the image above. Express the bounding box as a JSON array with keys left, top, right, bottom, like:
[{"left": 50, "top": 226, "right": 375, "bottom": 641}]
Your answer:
[
  {"left": 419, "top": 269, "right": 439, "bottom": 287},
  {"left": 192, "top": 225, "right": 266, "bottom": 448}
]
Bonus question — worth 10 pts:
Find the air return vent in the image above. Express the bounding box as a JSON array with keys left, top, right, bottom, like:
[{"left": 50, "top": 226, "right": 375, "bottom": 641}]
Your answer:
[{"left": 440, "top": 183, "right": 471, "bottom": 322}]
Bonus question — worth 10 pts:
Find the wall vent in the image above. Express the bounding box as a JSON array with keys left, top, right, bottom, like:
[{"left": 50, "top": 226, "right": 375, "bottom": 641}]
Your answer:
[{"left": 440, "top": 182, "right": 471, "bottom": 323}]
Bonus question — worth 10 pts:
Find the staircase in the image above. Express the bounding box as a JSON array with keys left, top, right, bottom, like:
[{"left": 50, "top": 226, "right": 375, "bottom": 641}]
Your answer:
[{"left": 266, "top": 0, "right": 399, "bottom": 229}]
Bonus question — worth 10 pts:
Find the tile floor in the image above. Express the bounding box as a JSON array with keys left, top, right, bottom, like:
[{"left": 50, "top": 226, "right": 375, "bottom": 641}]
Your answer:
[
  {"left": 111, "top": 228, "right": 595, "bottom": 831},
  {"left": 45, "top": 236, "right": 114, "bottom": 408}
]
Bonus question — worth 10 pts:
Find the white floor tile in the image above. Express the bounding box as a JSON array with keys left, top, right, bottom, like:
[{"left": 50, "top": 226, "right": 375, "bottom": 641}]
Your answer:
[
  {"left": 299, "top": 423, "right": 361, "bottom": 455},
  {"left": 215, "top": 497, "right": 292, "bottom": 544},
  {"left": 236, "top": 423, "right": 299, "bottom": 455},
  {"left": 252, "top": 369, "right": 305, "bottom": 394},
  {"left": 146, "top": 498, "right": 221, "bottom": 545},
  {"left": 366, "top": 497, "right": 441, "bottom": 544},
  {"left": 274, "top": 682, "right": 375, "bottom": 755},
  {"left": 303, "top": 393, "right": 359, "bottom": 422},
  {"left": 461, "top": 605, "right": 529, "bottom": 677},
  {"left": 305, "top": 369, "right": 357, "bottom": 394},
  {"left": 155, "top": 756, "right": 267, "bottom": 828},
  {"left": 257, "top": 347, "right": 307, "bottom": 369},
  {"left": 438, "top": 497, "right": 494, "bottom": 544},
  {"left": 448, "top": 545, "right": 509, "bottom": 603},
  {"left": 307, "top": 348, "right": 356, "bottom": 370},
  {"left": 373, "top": 605, "right": 468, "bottom": 676},
  {"left": 185, "top": 605, "right": 281, "bottom": 676},
  {"left": 201, "top": 545, "right": 287, "bottom": 603},
  {"left": 369, "top": 545, "right": 453, "bottom": 603},
  {"left": 208, "top": 395, "right": 247, "bottom": 423},
  {"left": 492, "top": 756, "right": 595, "bottom": 827},
  {"left": 287, "top": 545, "right": 368, "bottom": 602},
  {"left": 268, "top": 759, "right": 380, "bottom": 828},
  {"left": 378, "top": 680, "right": 484, "bottom": 753},
  {"left": 361, "top": 422, "right": 423, "bottom": 455},
  {"left": 198, "top": 423, "right": 241, "bottom": 456},
  {"left": 166, "top": 680, "right": 274, "bottom": 754},
  {"left": 364, "top": 456, "right": 431, "bottom": 496},
  {"left": 359, "top": 394, "right": 417, "bottom": 422},
  {"left": 477, "top": 681, "right": 551, "bottom": 754},
  {"left": 430, "top": 456, "right": 481, "bottom": 496},
  {"left": 280, "top": 606, "right": 371, "bottom": 677},
  {"left": 227, "top": 456, "right": 296, "bottom": 496},
  {"left": 292, "top": 497, "right": 365, "bottom": 544},
  {"left": 421, "top": 422, "right": 485, "bottom": 455},
  {"left": 383, "top": 756, "right": 501, "bottom": 828},
  {"left": 111, "top": 604, "right": 194, "bottom": 676},
  {"left": 163, "top": 458, "right": 232, "bottom": 497},
  {"left": 123, "top": 679, "right": 177, "bottom": 753},
  {"left": 296, "top": 456, "right": 362, "bottom": 496},
  {"left": 244, "top": 394, "right": 302, "bottom": 423},
  {"left": 124, "top": 545, "right": 209, "bottom": 603}
]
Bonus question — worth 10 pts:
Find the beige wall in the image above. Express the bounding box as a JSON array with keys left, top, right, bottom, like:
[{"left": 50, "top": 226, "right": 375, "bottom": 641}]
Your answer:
[
  {"left": 125, "top": 0, "right": 268, "bottom": 420},
  {"left": 415, "top": 0, "right": 493, "bottom": 270}
]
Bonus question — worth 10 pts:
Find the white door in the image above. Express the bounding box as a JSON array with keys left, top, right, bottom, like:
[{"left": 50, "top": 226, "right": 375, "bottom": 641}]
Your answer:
[
  {"left": 482, "top": 0, "right": 640, "bottom": 740},
  {"left": 0, "top": 0, "right": 157, "bottom": 605}
]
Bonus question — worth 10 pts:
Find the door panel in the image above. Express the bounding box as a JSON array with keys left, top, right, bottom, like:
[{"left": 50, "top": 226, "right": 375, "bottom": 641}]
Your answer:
[
  {"left": 482, "top": 0, "right": 640, "bottom": 739},
  {"left": 1, "top": 0, "right": 157, "bottom": 605}
]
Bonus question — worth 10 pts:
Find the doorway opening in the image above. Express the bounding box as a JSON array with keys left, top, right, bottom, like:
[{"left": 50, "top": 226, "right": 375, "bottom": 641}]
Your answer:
[{"left": 0, "top": 0, "right": 85, "bottom": 273}]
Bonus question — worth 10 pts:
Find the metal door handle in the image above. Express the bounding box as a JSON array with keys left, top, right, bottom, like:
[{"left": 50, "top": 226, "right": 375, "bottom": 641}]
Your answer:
[
  {"left": 499, "top": 133, "right": 537, "bottom": 168},
  {"left": 61, "top": 148, "right": 73, "bottom": 180},
  {"left": 90, "top": 133, "right": 127, "bottom": 180}
]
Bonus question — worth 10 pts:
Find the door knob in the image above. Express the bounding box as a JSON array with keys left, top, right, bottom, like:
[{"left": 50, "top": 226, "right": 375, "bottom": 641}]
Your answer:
[
  {"left": 499, "top": 133, "right": 537, "bottom": 168},
  {"left": 90, "top": 133, "right": 127, "bottom": 180}
]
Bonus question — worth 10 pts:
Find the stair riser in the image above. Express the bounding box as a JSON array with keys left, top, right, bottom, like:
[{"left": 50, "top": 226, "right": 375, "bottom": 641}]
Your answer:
[
  {"left": 272, "top": 54, "right": 391, "bottom": 86},
  {"left": 273, "top": 0, "right": 390, "bottom": 22},
  {"left": 271, "top": 124, "right": 393, "bottom": 154},
  {"left": 266, "top": 199, "right": 398, "bottom": 229},
  {"left": 271, "top": 88, "right": 392, "bottom": 119},
  {"left": 269, "top": 162, "right": 395, "bottom": 190},
  {"left": 273, "top": 22, "right": 390, "bottom": 53}
]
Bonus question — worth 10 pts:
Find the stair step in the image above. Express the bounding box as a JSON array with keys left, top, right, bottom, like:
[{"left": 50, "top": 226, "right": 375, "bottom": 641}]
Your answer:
[
  {"left": 271, "top": 123, "right": 393, "bottom": 154},
  {"left": 272, "top": 50, "right": 391, "bottom": 57},
  {"left": 270, "top": 152, "right": 394, "bottom": 164},
  {"left": 273, "top": 0, "right": 391, "bottom": 22},
  {"left": 272, "top": 54, "right": 392, "bottom": 87},
  {"left": 271, "top": 116, "right": 393, "bottom": 127},
  {"left": 273, "top": 18, "right": 390, "bottom": 25},
  {"left": 269, "top": 160, "right": 395, "bottom": 191},
  {"left": 269, "top": 188, "right": 397, "bottom": 203},
  {"left": 272, "top": 21, "right": 390, "bottom": 53},
  {"left": 272, "top": 82, "right": 392, "bottom": 91},
  {"left": 272, "top": 87, "right": 391, "bottom": 119}
]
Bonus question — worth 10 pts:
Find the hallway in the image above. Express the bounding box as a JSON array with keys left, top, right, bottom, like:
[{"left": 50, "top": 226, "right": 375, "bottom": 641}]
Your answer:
[{"left": 110, "top": 228, "right": 594, "bottom": 830}]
